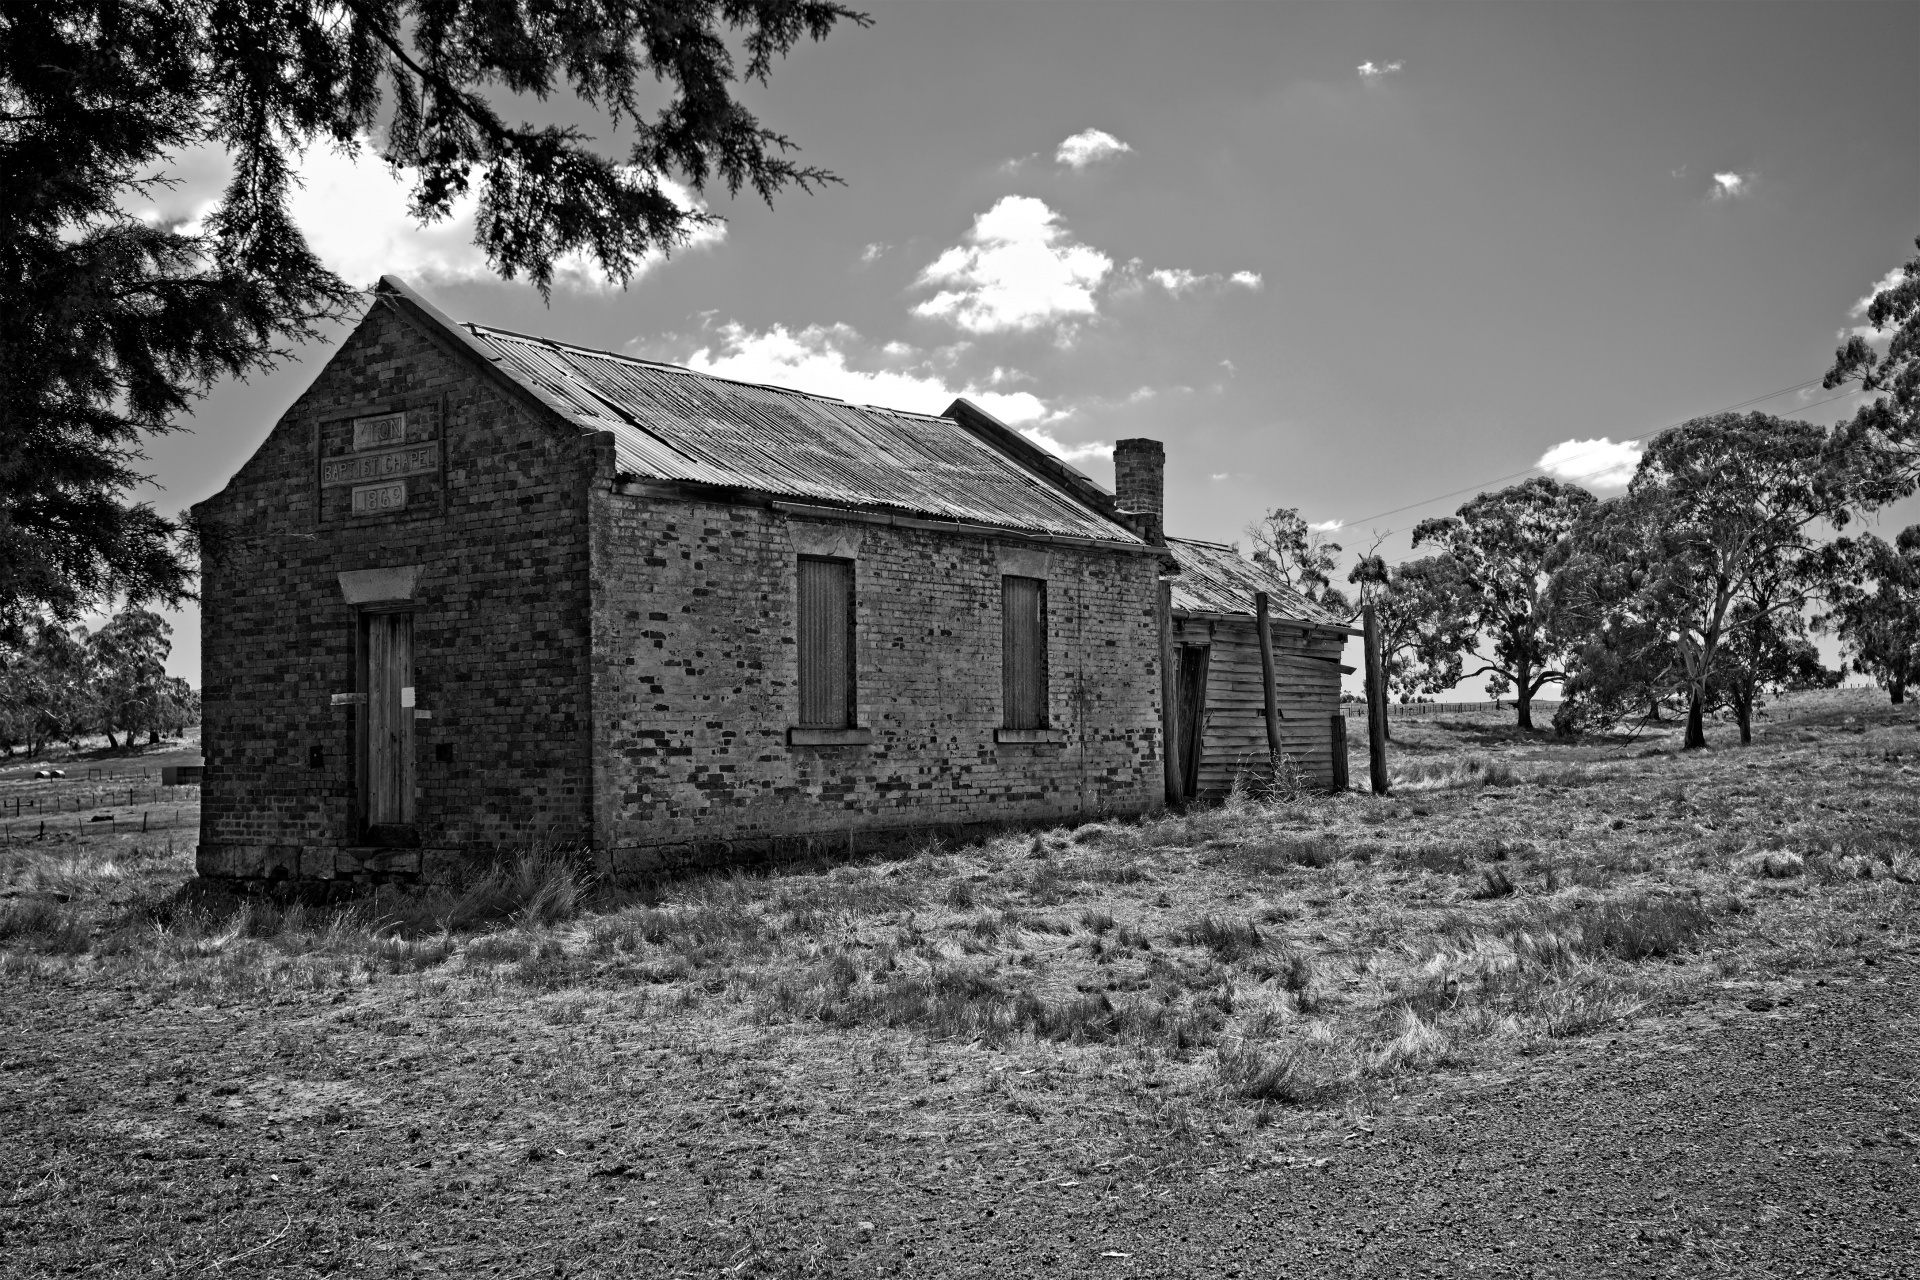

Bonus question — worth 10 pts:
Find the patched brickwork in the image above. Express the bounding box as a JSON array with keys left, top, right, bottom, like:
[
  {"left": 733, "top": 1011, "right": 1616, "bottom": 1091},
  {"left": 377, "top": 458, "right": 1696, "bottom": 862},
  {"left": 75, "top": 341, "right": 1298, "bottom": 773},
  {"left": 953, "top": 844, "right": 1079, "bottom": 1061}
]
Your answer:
[{"left": 589, "top": 492, "right": 1164, "bottom": 874}]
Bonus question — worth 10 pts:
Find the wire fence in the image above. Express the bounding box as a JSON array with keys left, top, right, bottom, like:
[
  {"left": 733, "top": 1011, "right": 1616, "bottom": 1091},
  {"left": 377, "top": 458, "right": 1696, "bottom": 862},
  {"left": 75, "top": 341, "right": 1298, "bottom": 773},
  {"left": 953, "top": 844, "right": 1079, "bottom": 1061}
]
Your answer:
[
  {"left": 1, "top": 784, "right": 201, "bottom": 817},
  {"left": 0, "top": 771, "right": 201, "bottom": 846},
  {"left": 3, "top": 805, "right": 199, "bottom": 845},
  {"left": 1340, "top": 700, "right": 1563, "bottom": 720}
]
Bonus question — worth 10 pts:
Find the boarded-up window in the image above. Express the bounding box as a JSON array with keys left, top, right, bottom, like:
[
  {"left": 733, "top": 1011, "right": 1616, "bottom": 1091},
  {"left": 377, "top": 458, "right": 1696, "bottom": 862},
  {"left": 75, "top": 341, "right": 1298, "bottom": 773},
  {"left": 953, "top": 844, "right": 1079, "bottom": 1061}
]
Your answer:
[
  {"left": 1002, "top": 576, "right": 1047, "bottom": 729},
  {"left": 797, "top": 557, "right": 854, "bottom": 727}
]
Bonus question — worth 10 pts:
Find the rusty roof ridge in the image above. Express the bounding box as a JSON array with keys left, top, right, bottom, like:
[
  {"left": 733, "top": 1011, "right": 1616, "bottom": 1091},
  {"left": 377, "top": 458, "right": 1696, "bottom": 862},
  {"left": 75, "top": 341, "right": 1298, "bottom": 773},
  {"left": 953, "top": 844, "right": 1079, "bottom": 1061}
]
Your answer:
[
  {"left": 768, "top": 499, "right": 1167, "bottom": 556},
  {"left": 942, "top": 397, "right": 1124, "bottom": 519},
  {"left": 462, "top": 321, "right": 691, "bottom": 374},
  {"left": 1166, "top": 536, "right": 1239, "bottom": 552},
  {"left": 375, "top": 275, "right": 611, "bottom": 438},
  {"left": 464, "top": 320, "right": 889, "bottom": 409}
]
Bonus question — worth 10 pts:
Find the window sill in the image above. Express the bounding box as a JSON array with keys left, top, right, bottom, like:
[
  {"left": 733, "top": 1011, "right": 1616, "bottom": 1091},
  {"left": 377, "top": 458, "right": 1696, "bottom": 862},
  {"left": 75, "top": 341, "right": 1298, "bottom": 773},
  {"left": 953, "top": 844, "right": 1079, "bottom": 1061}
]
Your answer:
[
  {"left": 787, "top": 726, "right": 874, "bottom": 747},
  {"left": 995, "top": 728, "right": 1067, "bottom": 745}
]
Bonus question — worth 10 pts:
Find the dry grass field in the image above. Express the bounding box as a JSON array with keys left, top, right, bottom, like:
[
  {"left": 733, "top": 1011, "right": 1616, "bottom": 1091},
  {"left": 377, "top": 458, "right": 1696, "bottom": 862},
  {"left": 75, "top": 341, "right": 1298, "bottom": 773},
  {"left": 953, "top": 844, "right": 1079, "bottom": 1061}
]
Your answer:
[{"left": 2, "top": 691, "right": 1916, "bottom": 1277}]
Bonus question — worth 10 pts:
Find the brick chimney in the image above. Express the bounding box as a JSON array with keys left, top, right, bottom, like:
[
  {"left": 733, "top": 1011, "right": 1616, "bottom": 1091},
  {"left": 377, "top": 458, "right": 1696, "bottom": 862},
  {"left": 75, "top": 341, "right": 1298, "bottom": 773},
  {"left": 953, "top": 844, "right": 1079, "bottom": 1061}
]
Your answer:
[{"left": 1113, "top": 438, "right": 1165, "bottom": 544}]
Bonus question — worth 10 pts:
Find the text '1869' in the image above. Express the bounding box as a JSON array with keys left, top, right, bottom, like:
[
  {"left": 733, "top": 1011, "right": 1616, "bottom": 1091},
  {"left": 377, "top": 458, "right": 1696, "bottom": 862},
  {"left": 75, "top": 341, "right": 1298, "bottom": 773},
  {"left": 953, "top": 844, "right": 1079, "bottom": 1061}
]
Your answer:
[{"left": 351, "top": 481, "right": 407, "bottom": 514}]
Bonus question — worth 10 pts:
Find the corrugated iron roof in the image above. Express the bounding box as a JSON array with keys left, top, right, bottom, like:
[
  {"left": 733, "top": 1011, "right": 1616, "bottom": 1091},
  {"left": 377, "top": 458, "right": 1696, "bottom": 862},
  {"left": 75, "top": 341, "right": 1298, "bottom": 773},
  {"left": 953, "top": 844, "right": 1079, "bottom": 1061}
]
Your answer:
[
  {"left": 1166, "top": 537, "right": 1343, "bottom": 627},
  {"left": 460, "top": 323, "right": 1141, "bottom": 544}
]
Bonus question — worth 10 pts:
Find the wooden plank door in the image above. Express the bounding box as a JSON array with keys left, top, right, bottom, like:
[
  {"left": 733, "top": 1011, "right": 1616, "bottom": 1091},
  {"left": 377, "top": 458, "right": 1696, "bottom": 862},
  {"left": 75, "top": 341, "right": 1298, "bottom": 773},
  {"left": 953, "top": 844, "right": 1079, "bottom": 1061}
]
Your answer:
[
  {"left": 1178, "top": 645, "right": 1210, "bottom": 798},
  {"left": 363, "top": 613, "right": 414, "bottom": 828}
]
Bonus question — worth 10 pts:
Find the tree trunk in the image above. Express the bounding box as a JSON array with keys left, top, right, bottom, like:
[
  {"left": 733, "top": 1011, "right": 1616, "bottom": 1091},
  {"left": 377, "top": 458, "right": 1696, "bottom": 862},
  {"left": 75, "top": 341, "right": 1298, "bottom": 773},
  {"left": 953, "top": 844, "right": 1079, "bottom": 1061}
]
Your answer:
[
  {"left": 1683, "top": 691, "right": 1707, "bottom": 750},
  {"left": 1735, "top": 698, "right": 1752, "bottom": 745},
  {"left": 1516, "top": 688, "right": 1534, "bottom": 731},
  {"left": 1891, "top": 679, "right": 1906, "bottom": 706}
]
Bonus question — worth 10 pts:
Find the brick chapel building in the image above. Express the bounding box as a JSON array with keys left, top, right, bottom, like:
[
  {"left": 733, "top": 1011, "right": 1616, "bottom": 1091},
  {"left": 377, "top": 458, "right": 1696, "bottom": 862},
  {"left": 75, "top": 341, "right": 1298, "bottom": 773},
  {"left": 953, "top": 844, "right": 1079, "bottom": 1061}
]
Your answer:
[{"left": 193, "top": 277, "right": 1199, "bottom": 885}]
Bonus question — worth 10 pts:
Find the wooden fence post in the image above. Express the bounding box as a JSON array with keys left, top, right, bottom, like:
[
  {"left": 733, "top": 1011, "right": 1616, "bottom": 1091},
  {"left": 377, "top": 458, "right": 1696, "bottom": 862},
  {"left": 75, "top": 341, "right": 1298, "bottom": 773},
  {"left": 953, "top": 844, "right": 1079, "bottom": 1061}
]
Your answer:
[
  {"left": 1254, "top": 591, "right": 1283, "bottom": 767},
  {"left": 1329, "top": 713, "right": 1349, "bottom": 792},
  {"left": 1363, "top": 603, "right": 1390, "bottom": 795},
  {"left": 1157, "top": 577, "right": 1182, "bottom": 807}
]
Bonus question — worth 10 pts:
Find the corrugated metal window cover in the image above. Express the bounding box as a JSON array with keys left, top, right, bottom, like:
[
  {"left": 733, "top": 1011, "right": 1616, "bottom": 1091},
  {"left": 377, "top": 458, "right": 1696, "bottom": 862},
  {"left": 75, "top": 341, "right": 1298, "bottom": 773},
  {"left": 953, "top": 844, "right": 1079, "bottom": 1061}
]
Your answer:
[
  {"left": 1002, "top": 576, "right": 1047, "bottom": 730},
  {"left": 798, "top": 558, "right": 853, "bottom": 728}
]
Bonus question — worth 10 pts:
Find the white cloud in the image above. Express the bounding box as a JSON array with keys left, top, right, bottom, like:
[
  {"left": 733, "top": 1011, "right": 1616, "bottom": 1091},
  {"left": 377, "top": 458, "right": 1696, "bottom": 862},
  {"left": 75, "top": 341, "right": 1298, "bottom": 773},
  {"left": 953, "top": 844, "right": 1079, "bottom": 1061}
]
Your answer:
[
  {"left": 1020, "top": 426, "right": 1111, "bottom": 464},
  {"left": 1055, "top": 129, "right": 1132, "bottom": 169},
  {"left": 1357, "top": 60, "right": 1404, "bottom": 79},
  {"left": 680, "top": 321, "right": 1061, "bottom": 427},
  {"left": 1219, "top": 358, "right": 1236, "bottom": 373},
  {"left": 1146, "top": 267, "right": 1264, "bottom": 296},
  {"left": 1148, "top": 268, "right": 1205, "bottom": 295},
  {"left": 913, "top": 196, "right": 1113, "bottom": 334},
  {"left": 1852, "top": 268, "right": 1905, "bottom": 319},
  {"left": 1309, "top": 519, "right": 1345, "bottom": 533},
  {"left": 1537, "top": 437, "right": 1643, "bottom": 491},
  {"left": 1710, "top": 171, "right": 1751, "bottom": 201},
  {"left": 134, "top": 140, "right": 720, "bottom": 292},
  {"left": 861, "top": 242, "right": 889, "bottom": 264},
  {"left": 1210, "top": 472, "right": 1230, "bottom": 481}
]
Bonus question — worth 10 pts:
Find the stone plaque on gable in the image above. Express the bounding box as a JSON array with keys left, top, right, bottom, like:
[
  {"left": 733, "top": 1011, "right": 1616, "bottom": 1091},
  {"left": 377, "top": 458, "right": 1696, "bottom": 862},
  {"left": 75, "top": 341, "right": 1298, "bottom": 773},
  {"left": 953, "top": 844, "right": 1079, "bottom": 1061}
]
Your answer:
[
  {"left": 353, "top": 412, "right": 407, "bottom": 451},
  {"left": 322, "top": 441, "right": 439, "bottom": 487},
  {"left": 351, "top": 480, "right": 407, "bottom": 515},
  {"left": 317, "top": 405, "right": 442, "bottom": 523}
]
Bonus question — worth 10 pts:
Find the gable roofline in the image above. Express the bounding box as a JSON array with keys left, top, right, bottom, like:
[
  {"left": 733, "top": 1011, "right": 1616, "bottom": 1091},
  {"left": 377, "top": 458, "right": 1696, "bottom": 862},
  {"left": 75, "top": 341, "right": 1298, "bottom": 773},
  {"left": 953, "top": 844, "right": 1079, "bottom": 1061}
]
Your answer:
[
  {"left": 372, "top": 275, "right": 610, "bottom": 440},
  {"left": 370, "top": 277, "right": 1148, "bottom": 546},
  {"left": 942, "top": 398, "right": 1124, "bottom": 524},
  {"left": 461, "top": 318, "right": 970, "bottom": 423}
]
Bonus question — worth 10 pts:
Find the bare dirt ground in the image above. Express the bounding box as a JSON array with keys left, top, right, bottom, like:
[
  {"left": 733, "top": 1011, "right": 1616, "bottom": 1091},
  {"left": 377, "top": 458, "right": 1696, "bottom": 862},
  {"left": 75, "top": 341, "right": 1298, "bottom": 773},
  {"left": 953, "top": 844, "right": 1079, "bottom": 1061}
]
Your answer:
[{"left": 2, "top": 693, "right": 1916, "bottom": 1277}]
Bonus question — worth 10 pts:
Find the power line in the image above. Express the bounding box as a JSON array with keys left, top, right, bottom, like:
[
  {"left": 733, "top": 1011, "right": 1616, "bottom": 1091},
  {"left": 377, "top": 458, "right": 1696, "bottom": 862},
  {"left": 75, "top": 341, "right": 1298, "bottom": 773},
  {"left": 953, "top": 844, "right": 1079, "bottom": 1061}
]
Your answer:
[
  {"left": 1334, "top": 376, "right": 1845, "bottom": 535},
  {"left": 1348, "top": 384, "right": 1865, "bottom": 567}
]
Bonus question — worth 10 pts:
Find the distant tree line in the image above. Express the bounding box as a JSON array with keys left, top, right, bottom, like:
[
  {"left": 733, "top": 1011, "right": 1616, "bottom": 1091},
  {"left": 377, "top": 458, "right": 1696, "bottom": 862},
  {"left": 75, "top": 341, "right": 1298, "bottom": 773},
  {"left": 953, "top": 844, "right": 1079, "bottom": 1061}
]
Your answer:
[
  {"left": 0, "top": 609, "right": 197, "bottom": 756},
  {"left": 1250, "top": 237, "right": 1919, "bottom": 749}
]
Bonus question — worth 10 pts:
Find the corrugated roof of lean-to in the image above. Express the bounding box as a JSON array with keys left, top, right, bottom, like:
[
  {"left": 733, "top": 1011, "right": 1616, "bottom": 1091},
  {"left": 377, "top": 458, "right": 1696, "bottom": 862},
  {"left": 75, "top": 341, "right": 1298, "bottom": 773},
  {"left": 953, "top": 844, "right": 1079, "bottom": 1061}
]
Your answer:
[
  {"left": 458, "top": 322, "right": 1142, "bottom": 545},
  {"left": 1166, "top": 537, "right": 1344, "bottom": 627}
]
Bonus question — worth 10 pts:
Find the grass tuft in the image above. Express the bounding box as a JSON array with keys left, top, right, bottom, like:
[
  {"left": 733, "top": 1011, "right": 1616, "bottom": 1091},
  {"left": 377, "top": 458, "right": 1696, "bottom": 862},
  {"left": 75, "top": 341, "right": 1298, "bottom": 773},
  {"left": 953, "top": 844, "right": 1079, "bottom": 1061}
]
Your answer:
[
  {"left": 1473, "top": 866, "right": 1517, "bottom": 899},
  {"left": 1215, "top": 1039, "right": 1346, "bottom": 1106},
  {"left": 0, "top": 898, "right": 92, "bottom": 954},
  {"left": 1177, "top": 915, "right": 1264, "bottom": 961}
]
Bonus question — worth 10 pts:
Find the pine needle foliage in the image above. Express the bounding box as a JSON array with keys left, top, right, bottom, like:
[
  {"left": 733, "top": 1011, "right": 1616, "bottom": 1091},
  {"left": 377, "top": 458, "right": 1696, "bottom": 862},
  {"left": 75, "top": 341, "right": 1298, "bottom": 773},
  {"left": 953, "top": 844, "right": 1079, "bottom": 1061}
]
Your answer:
[{"left": 0, "top": 0, "right": 866, "bottom": 637}]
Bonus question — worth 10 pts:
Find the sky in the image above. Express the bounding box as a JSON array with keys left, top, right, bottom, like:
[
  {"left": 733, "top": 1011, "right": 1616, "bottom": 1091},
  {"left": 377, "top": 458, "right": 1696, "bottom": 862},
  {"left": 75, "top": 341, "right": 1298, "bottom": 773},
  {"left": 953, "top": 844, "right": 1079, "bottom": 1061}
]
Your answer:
[{"left": 117, "top": 1, "right": 1919, "bottom": 689}]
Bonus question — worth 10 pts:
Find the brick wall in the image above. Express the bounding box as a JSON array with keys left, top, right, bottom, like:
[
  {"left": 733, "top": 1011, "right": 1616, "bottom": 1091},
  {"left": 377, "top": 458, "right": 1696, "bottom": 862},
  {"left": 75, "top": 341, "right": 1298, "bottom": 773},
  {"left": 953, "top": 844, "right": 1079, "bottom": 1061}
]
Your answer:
[
  {"left": 590, "top": 489, "right": 1166, "bottom": 874},
  {"left": 195, "top": 299, "right": 600, "bottom": 884},
  {"left": 196, "top": 296, "right": 1168, "bottom": 888}
]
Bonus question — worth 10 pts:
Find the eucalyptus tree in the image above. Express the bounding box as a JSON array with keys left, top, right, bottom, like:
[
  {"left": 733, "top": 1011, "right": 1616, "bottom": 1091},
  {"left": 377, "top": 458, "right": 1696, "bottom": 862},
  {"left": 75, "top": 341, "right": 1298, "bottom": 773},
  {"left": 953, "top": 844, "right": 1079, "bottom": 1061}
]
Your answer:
[
  {"left": 1408, "top": 477, "right": 1596, "bottom": 730},
  {"left": 0, "top": 0, "right": 865, "bottom": 638},
  {"left": 85, "top": 608, "right": 178, "bottom": 748},
  {"left": 1822, "top": 527, "right": 1920, "bottom": 704},
  {"left": 1551, "top": 413, "right": 1854, "bottom": 749},
  {"left": 1247, "top": 506, "right": 1353, "bottom": 619},
  {"left": 1825, "top": 238, "right": 1919, "bottom": 506},
  {"left": 1346, "top": 551, "right": 1477, "bottom": 738}
]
